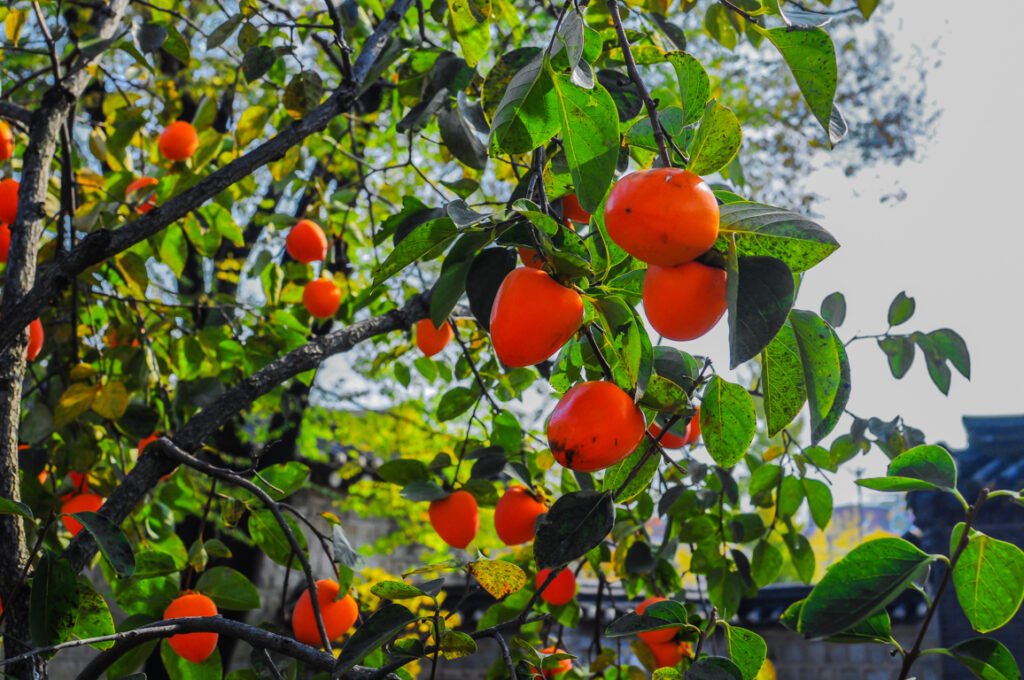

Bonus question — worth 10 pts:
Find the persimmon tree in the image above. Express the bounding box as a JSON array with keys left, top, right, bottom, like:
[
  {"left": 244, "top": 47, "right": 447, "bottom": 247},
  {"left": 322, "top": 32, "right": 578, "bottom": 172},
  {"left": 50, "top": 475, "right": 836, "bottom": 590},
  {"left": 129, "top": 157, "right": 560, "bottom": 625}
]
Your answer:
[{"left": 0, "top": 1, "right": 1018, "bottom": 680}]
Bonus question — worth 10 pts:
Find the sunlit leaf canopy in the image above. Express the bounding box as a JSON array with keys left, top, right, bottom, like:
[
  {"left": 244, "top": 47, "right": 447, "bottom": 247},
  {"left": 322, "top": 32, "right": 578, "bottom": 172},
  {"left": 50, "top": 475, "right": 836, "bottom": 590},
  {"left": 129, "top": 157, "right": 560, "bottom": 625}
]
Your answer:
[{"left": 0, "top": 1, "right": 1009, "bottom": 680}]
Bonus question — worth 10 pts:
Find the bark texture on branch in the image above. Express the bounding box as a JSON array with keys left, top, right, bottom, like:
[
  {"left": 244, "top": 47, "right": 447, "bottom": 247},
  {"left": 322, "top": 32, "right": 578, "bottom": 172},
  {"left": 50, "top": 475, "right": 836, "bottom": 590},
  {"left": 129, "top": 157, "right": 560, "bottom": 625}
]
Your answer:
[
  {"left": 63, "top": 293, "right": 429, "bottom": 574},
  {"left": 0, "top": 3, "right": 132, "bottom": 678}
]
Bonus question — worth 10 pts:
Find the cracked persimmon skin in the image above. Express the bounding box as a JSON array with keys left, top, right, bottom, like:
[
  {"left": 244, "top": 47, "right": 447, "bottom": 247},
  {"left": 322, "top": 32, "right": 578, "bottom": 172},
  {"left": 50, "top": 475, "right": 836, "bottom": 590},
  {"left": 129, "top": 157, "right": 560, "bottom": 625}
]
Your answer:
[
  {"left": 428, "top": 490, "right": 479, "bottom": 549},
  {"left": 604, "top": 168, "right": 719, "bottom": 267},
  {"left": 547, "top": 381, "right": 646, "bottom": 472},
  {"left": 489, "top": 268, "right": 583, "bottom": 368},
  {"left": 643, "top": 261, "right": 727, "bottom": 341}
]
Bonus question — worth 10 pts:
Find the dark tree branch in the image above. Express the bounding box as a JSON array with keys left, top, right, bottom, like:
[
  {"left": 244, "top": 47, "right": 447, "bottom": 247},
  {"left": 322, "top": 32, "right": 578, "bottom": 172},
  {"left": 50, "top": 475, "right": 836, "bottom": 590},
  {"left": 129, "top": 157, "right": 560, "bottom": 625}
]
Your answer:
[
  {"left": 0, "top": 102, "right": 33, "bottom": 127},
  {"left": 62, "top": 293, "right": 430, "bottom": 575},
  {"left": 46, "top": 616, "right": 398, "bottom": 680},
  {"left": 0, "top": 0, "right": 415, "bottom": 354},
  {"left": 606, "top": 0, "right": 671, "bottom": 167},
  {"left": 152, "top": 440, "right": 335, "bottom": 652}
]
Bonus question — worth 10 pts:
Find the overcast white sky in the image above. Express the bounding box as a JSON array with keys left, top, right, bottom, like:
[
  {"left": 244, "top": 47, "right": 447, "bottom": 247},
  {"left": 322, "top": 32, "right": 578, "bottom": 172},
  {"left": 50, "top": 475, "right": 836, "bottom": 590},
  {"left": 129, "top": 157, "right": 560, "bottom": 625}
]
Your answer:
[{"left": 681, "top": 1, "right": 1024, "bottom": 502}]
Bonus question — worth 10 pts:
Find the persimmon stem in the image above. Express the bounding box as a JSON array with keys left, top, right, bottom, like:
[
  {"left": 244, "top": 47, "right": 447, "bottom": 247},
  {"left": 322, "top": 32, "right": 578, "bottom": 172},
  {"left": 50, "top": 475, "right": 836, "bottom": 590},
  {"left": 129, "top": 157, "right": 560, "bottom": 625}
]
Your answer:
[{"left": 606, "top": 0, "right": 672, "bottom": 167}]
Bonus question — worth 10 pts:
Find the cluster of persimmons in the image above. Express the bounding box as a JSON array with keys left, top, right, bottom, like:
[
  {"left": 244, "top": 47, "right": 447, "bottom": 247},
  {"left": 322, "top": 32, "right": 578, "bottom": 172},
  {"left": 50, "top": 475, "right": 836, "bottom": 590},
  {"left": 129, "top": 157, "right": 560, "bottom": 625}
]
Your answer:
[{"left": 2, "top": 111, "right": 718, "bottom": 672}]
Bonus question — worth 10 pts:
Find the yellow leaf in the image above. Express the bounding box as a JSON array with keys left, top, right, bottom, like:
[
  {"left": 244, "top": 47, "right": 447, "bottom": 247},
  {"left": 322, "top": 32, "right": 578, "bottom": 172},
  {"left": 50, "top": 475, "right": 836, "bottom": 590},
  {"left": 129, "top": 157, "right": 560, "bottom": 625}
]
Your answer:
[
  {"left": 6, "top": 10, "right": 26, "bottom": 47},
  {"left": 69, "top": 363, "right": 96, "bottom": 382},
  {"left": 92, "top": 381, "right": 129, "bottom": 420},
  {"left": 56, "top": 383, "right": 98, "bottom": 427},
  {"left": 466, "top": 560, "right": 526, "bottom": 599},
  {"left": 763, "top": 445, "right": 785, "bottom": 462}
]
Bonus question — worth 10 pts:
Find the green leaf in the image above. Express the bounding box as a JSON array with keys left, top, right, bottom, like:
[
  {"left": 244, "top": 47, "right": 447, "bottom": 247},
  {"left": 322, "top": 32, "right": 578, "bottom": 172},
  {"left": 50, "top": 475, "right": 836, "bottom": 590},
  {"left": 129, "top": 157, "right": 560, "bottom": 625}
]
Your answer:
[
  {"left": 161, "top": 640, "right": 222, "bottom": 680},
  {"left": 888, "top": 291, "right": 915, "bottom": 326},
  {"left": 377, "top": 459, "right": 431, "bottom": 486},
  {"left": 927, "top": 328, "right": 971, "bottom": 379},
  {"left": 878, "top": 336, "right": 915, "bottom": 379},
  {"left": 762, "top": 320, "right": 807, "bottom": 436},
  {"left": 857, "top": 476, "right": 938, "bottom": 493},
  {"left": 283, "top": 70, "right": 324, "bottom": 119},
  {"left": 242, "top": 45, "right": 277, "bottom": 82},
  {"left": 235, "top": 105, "right": 270, "bottom": 148},
  {"left": 727, "top": 254, "right": 795, "bottom": 369},
  {"left": 550, "top": 71, "right": 620, "bottom": 213},
  {"left": 0, "top": 495, "right": 33, "bottom": 519},
  {"left": 802, "top": 478, "right": 832, "bottom": 530},
  {"left": 606, "top": 601, "right": 693, "bottom": 637},
  {"left": 437, "top": 386, "right": 480, "bottom": 421},
  {"left": 751, "top": 540, "right": 783, "bottom": 587},
  {"left": 938, "top": 637, "right": 1021, "bottom": 680},
  {"left": 798, "top": 537, "right": 934, "bottom": 637},
  {"left": 73, "top": 511, "right": 136, "bottom": 578},
  {"left": 857, "top": 0, "right": 880, "bottom": 19},
  {"left": 334, "top": 604, "right": 418, "bottom": 675},
  {"left": 253, "top": 462, "right": 310, "bottom": 501},
  {"left": 534, "top": 491, "right": 614, "bottom": 569},
  {"left": 785, "top": 527, "right": 815, "bottom": 583},
  {"left": 71, "top": 578, "right": 115, "bottom": 649},
  {"left": 777, "top": 476, "right": 803, "bottom": 519},
  {"left": 440, "top": 630, "right": 478, "bottom": 659},
  {"left": 206, "top": 13, "right": 242, "bottom": 49},
  {"left": 602, "top": 444, "right": 659, "bottom": 502},
  {"left": 371, "top": 580, "right": 428, "bottom": 600},
  {"left": 790, "top": 310, "right": 849, "bottom": 443},
  {"left": 467, "top": 560, "right": 527, "bottom": 599},
  {"left": 399, "top": 480, "right": 448, "bottom": 502},
  {"left": 725, "top": 626, "right": 767, "bottom": 680},
  {"left": 755, "top": 26, "right": 839, "bottom": 144},
  {"left": 248, "top": 508, "right": 306, "bottom": 568},
  {"left": 716, "top": 202, "right": 839, "bottom": 273},
  {"left": 488, "top": 52, "right": 559, "bottom": 155},
  {"left": 952, "top": 524, "right": 1024, "bottom": 634},
  {"left": 700, "top": 376, "right": 756, "bottom": 468},
  {"left": 196, "top": 566, "right": 261, "bottom": 611},
  {"left": 375, "top": 218, "right": 459, "bottom": 284},
  {"left": 688, "top": 99, "right": 742, "bottom": 175},
  {"left": 30, "top": 551, "right": 80, "bottom": 647},
  {"left": 687, "top": 657, "right": 744, "bottom": 680},
  {"left": 888, "top": 444, "right": 957, "bottom": 490},
  {"left": 447, "top": 0, "right": 491, "bottom": 67},
  {"left": 820, "top": 292, "right": 846, "bottom": 327},
  {"left": 666, "top": 51, "right": 710, "bottom": 125},
  {"left": 466, "top": 248, "right": 517, "bottom": 331}
]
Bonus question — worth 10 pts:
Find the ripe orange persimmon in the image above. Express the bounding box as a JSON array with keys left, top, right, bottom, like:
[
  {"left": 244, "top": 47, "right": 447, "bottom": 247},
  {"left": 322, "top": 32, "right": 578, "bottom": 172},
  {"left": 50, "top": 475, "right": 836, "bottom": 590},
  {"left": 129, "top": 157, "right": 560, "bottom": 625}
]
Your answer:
[
  {"left": 0, "top": 121, "right": 13, "bottom": 161},
  {"left": 648, "top": 639, "right": 690, "bottom": 668},
  {"left": 428, "top": 490, "right": 479, "bottom": 549},
  {"left": 643, "top": 261, "right": 727, "bottom": 341},
  {"left": 26, "top": 318, "right": 43, "bottom": 361},
  {"left": 604, "top": 168, "right": 719, "bottom": 266},
  {"left": 159, "top": 121, "right": 199, "bottom": 161},
  {"left": 0, "top": 223, "right": 9, "bottom": 262},
  {"left": 648, "top": 422, "right": 687, "bottom": 449},
  {"left": 286, "top": 219, "right": 328, "bottom": 263},
  {"left": 535, "top": 647, "right": 572, "bottom": 679},
  {"left": 636, "top": 597, "right": 678, "bottom": 645},
  {"left": 494, "top": 485, "right": 547, "bottom": 545},
  {"left": 292, "top": 579, "right": 359, "bottom": 646},
  {"left": 536, "top": 567, "right": 577, "bottom": 606},
  {"left": 547, "top": 381, "right": 645, "bottom": 472},
  {"left": 562, "top": 194, "right": 590, "bottom": 224},
  {"left": 61, "top": 492, "right": 104, "bottom": 537},
  {"left": 415, "top": 319, "right": 453, "bottom": 357},
  {"left": 0, "top": 178, "right": 19, "bottom": 225},
  {"left": 164, "top": 592, "right": 219, "bottom": 663},
  {"left": 125, "top": 176, "right": 159, "bottom": 214},
  {"left": 302, "top": 277, "right": 342, "bottom": 319},
  {"left": 489, "top": 268, "right": 583, "bottom": 367}
]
